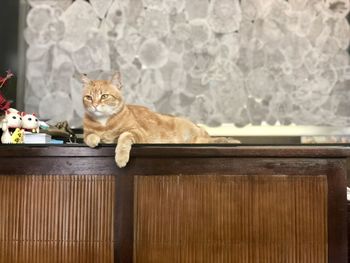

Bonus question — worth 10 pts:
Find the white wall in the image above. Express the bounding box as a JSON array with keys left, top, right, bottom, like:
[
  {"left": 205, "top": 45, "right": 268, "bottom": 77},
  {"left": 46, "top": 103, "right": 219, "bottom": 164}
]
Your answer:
[{"left": 23, "top": 0, "right": 350, "bottom": 129}]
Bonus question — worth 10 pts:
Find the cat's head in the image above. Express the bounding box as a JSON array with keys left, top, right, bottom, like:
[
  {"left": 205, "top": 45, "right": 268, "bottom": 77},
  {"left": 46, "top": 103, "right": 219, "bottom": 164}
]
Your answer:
[{"left": 82, "top": 73, "right": 124, "bottom": 118}]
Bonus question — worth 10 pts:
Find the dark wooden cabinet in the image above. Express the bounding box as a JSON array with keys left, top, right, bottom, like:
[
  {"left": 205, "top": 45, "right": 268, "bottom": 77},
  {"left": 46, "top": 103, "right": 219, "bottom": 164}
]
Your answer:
[{"left": 0, "top": 145, "right": 348, "bottom": 262}]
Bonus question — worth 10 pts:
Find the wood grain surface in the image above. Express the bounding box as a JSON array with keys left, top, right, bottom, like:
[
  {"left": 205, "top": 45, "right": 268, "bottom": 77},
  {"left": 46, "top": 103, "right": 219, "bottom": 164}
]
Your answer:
[
  {"left": 134, "top": 175, "right": 328, "bottom": 263},
  {"left": 0, "top": 175, "right": 115, "bottom": 263},
  {"left": 0, "top": 145, "right": 347, "bottom": 262}
]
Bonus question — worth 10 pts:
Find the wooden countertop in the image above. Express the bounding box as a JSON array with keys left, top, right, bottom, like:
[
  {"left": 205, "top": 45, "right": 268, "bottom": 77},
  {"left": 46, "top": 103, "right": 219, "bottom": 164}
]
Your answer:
[{"left": 0, "top": 144, "right": 350, "bottom": 158}]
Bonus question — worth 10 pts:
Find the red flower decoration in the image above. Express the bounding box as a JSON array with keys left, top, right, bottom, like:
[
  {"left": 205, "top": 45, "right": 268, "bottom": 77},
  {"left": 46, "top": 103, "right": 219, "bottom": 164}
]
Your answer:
[
  {"left": 0, "top": 93, "right": 10, "bottom": 111},
  {"left": 0, "top": 70, "right": 14, "bottom": 111}
]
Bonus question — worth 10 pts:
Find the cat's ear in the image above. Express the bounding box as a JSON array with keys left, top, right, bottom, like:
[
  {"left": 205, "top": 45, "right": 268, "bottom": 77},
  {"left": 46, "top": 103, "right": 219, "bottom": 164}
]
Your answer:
[
  {"left": 81, "top": 74, "right": 93, "bottom": 86},
  {"left": 110, "top": 72, "right": 122, "bottom": 89}
]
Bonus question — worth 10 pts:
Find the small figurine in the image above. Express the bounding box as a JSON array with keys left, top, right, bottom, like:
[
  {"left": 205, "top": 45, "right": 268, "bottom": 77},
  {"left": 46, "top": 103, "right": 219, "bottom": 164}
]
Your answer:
[
  {"left": 21, "top": 112, "right": 40, "bottom": 133},
  {"left": 0, "top": 71, "right": 22, "bottom": 144},
  {"left": 1, "top": 119, "right": 12, "bottom": 144},
  {"left": 11, "top": 127, "right": 24, "bottom": 143},
  {"left": 7, "top": 107, "right": 19, "bottom": 114},
  {"left": 1, "top": 109, "right": 23, "bottom": 144}
]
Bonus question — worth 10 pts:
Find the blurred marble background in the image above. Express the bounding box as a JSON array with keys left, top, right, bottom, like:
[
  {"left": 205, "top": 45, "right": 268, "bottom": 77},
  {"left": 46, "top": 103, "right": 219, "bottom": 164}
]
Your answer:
[{"left": 24, "top": 0, "right": 350, "bottom": 128}]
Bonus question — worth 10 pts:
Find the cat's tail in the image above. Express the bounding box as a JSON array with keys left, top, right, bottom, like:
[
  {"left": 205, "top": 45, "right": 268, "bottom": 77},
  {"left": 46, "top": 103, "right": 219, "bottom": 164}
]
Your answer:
[{"left": 210, "top": 136, "right": 241, "bottom": 144}]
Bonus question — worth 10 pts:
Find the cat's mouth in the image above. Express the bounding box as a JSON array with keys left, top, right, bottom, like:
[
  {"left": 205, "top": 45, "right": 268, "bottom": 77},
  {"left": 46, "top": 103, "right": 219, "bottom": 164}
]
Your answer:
[
  {"left": 88, "top": 108, "right": 106, "bottom": 117},
  {"left": 88, "top": 106, "right": 99, "bottom": 112},
  {"left": 89, "top": 109, "right": 101, "bottom": 114}
]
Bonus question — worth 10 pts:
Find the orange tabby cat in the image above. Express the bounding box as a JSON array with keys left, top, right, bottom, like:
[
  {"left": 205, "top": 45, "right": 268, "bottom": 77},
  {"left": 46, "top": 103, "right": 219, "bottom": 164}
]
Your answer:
[{"left": 82, "top": 73, "right": 234, "bottom": 168}]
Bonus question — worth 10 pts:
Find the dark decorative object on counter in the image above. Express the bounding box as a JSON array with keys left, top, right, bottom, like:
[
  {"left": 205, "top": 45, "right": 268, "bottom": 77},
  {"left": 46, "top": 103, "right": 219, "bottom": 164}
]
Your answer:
[{"left": 41, "top": 120, "right": 77, "bottom": 143}]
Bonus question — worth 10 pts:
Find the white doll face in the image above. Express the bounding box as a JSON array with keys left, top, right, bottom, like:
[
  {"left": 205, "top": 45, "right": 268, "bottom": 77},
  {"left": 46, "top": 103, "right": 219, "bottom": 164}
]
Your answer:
[
  {"left": 5, "top": 112, "right": 22, "bottom": 128},
  {"left": 22, "top": 114, "right": 39, "bottom": 129}
]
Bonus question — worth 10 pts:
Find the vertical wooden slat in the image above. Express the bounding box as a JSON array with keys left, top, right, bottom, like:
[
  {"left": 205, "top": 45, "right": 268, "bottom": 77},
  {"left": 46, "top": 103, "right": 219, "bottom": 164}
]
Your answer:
[
  {"left": 0, "top": 175, "right": 115, "bottom": 263},
  {"left": 134, "top": 175, "right": 328, "bottom": 263},
  {"left": 327, "top": 160, "right": 347, "bottom": 262},
  {"left": 115, "top": 172, "right": 134, "bottom": 263}
]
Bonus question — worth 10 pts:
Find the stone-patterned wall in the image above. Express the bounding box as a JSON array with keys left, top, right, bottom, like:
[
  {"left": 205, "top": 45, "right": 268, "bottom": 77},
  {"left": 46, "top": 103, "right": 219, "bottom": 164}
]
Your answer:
[{"left": 24, "top": 0, "right": 350, "bottom": 128}]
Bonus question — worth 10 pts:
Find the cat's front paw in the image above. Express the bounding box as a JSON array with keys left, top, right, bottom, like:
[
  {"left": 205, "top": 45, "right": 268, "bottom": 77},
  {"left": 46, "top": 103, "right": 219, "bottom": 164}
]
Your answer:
[
  {"left": 115, "top": 144, "right": 131, "bottom": 168},
  {"left": 85, "top": 134, "right": 101, "bottom": 148},
  {"left": 115, "top": 153, "right": 129, "bottom": 168}
]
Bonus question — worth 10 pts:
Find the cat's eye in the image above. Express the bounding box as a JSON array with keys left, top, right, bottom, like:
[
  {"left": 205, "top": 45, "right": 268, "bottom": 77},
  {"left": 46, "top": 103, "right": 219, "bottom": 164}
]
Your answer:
[
  {"left": 101, "top": 94, "right": 109, "bottom": 100},
  {"left": 84, "top": 95, "right": 92, "bottom": 101}
]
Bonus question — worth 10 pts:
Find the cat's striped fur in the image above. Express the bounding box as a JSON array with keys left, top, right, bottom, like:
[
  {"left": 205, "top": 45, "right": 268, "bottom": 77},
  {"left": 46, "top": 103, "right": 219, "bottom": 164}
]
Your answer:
[{"left": 82, "top": 73, "right": 215, "bottom": 168}]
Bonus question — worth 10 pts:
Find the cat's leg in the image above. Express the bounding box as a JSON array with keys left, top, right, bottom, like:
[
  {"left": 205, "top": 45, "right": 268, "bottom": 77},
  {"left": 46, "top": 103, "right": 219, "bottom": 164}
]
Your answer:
[
  {"left": 85, "top": 133, "right": 101, "bottom": 148},
  {"left": 115, "top": 132, "right": 135, "bottom": 168}
]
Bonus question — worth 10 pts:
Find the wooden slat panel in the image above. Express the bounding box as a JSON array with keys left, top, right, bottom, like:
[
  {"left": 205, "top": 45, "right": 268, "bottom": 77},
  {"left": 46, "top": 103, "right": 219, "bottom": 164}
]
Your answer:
[
  {"left": 134, "top": 175, "right": 328, "bottom": 263},
  {"left": 0, "top": 175, "right": 115, "bottom": 263}
]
